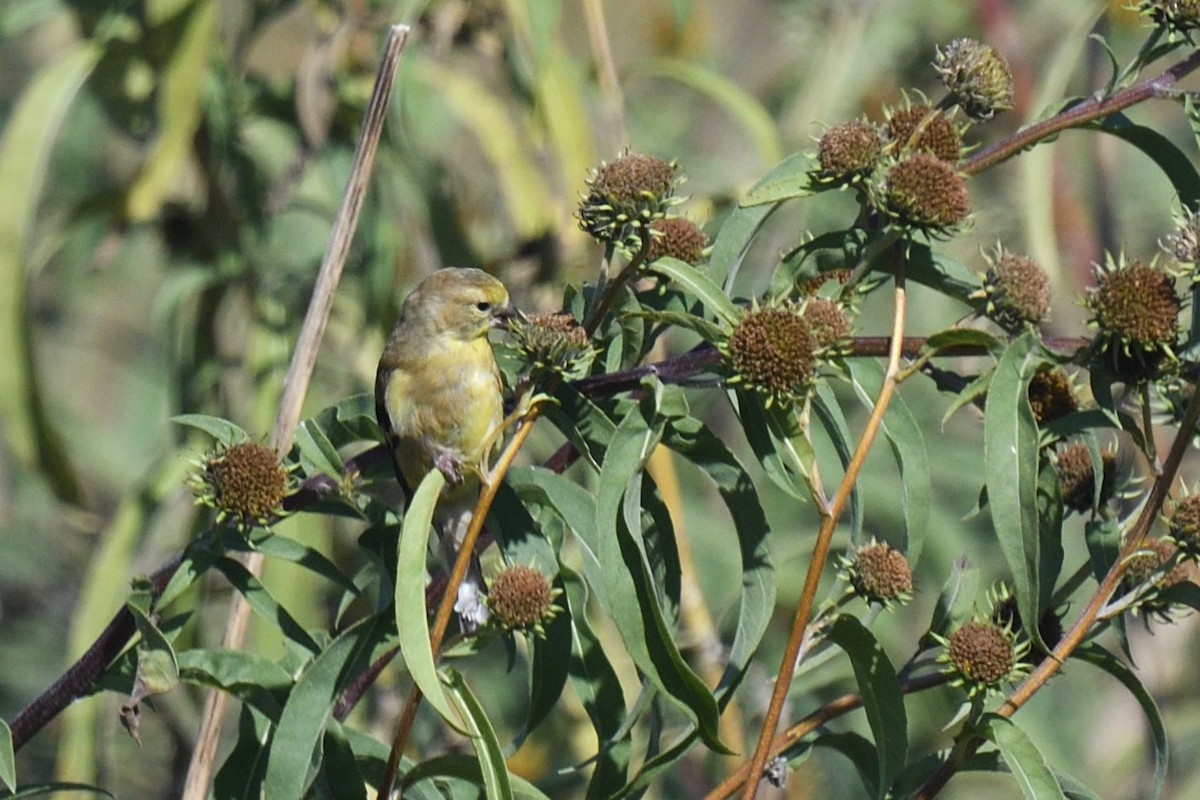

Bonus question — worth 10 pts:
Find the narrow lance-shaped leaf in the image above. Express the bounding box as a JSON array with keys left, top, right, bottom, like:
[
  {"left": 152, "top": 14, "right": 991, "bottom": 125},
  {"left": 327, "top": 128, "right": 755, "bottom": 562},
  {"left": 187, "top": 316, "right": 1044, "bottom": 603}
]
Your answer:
[
  {"left": 984, "top": 332, "right": 1055, "bottom": 650},
  {"left": 1075, "top": 645, "right": 1167, "bottom": 800},
  {"left": 392, "top": 469, "right": 464, "bottom": 731},
  {"left": 262, "top": 613, "right": 392, "bottom": 799},
  {"left": 981, "top": 714, "right": 1067, "bottom": 800},
  {"left": 443, "top": 669, "right": 515, "bottom": 800},
  {"left": 826, "top": 616, "right": 907, "bottom": 798}
]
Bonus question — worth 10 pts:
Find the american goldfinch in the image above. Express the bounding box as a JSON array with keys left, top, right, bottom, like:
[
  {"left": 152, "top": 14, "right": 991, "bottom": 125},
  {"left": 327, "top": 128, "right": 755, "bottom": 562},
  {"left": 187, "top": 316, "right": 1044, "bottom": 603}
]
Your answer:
[{"left": 375, "top": 267, "right": 515, "bottom": 628}]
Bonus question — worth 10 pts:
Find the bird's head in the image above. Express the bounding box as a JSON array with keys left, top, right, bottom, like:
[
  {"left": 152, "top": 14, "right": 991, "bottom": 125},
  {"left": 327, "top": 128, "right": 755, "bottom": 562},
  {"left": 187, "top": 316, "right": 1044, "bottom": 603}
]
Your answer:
[{"left": 402, "top": 267, "right": 517, "bottom": 341}]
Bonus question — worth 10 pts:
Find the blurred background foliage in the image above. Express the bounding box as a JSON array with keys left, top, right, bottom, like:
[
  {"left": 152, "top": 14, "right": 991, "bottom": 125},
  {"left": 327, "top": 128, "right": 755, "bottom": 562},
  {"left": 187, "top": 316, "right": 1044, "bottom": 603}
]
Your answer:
[{"left": 2, "top": 0, "right": 1199, "bottom": 798}]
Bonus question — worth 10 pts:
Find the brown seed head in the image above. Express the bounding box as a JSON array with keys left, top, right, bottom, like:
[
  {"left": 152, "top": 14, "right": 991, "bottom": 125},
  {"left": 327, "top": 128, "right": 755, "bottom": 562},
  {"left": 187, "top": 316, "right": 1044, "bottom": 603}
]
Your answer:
[
  {"left": 880, "top": 153, "right": 970, "bottom": 231},
  {"left": 1027, "top": 366, "right": 1078, "bottom": 427},
  {"left": 849, "top": 542, "right": 913, "bottom": 604},
  {"left": 205, "top": 442, "right": 288, "bottom": 525},
  {"left": 725, "top": 306, "right": 817, "bottom": 406},
  {"left": 1056, "top": 443, "right": 1116, "bottom": 513},
  {"left": 1089, "top": 259, "right": 1180, "bottom": 347},
  {"left": 648, "top": 217, "right": 708, "bottom": 264},
  {"left": 817, "top": 120, "right": 883, "bottom": 181},
  {"left": 886, "top": 104, "right": 962, "bottom": 162},
  {"left": 981, "top": 248, "right": 1051, "bottom": 330},
  {"left": 946, "top": 621, "right": 1017, "bottom": 687},
  {"left": 488, "top": 565, "right": 559, "bottom": 633},
  {"left": 934, "top": 38, "right": 1014, "bottom": 121}
]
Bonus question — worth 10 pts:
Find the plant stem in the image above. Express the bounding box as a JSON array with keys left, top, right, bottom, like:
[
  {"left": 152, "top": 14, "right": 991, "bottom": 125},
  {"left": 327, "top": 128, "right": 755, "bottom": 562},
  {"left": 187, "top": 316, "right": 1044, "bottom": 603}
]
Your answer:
[{"left": 738, "top": 250, "right": 909, "bottom": 799}]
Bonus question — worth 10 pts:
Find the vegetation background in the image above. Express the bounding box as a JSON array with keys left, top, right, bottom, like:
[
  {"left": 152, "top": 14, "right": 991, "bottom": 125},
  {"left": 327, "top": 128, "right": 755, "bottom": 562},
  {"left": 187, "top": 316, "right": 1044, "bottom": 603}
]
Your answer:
[{"left": 2, "top": 0, "right": 1199, "bottom": 798}]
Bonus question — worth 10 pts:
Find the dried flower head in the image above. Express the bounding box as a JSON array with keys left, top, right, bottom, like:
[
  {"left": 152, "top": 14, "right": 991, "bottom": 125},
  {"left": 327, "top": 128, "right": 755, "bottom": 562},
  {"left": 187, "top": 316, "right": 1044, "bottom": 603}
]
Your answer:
[
  {"left": 648, "top": 216, "right": 708, "bottom": 264},
  {"left": 816, "top": 119, "right": 884, "bottom": 183},
  {"left": 1122, "top": 537, "right": 1195, "bottom": 620},
  {"left": 195, "top": 441, "right": 289, "bottom": 528},
  {"left": 1027, "top": 366, "right": 1078, "bottom": 428},
  {"left": 840, "top": 540, "right": 913, "bottom": 606},
  {"left": 1138, "top": 0, "right": 1200, "bottom": 36},
  {"left": 974, "top": 245, "right": 1051, "bottom": 331},
  {"left": 722, "top": 303, "right": 818, "bottom": 408},
  {"left": 936, "top": 619, "right": 1030, "bottom": 697},
  {"left": 578, "top": 152, "right": 681, "bottom": 249},
  {"left": 487, "top": 564, "right": 561, "bottom": 635},
  {"left": 1085, "top": 254, "right": 1182, "bottom": 383},
  {"left": 801, "top": 296, "right": 853, "bottom": 351},
  {"left": 508, "top": 311, "right": 596, "bottom": 381},
  {"left": 934, "top": 38, "right": 1014, "bottom": 121},
  {"left": 885, "top": 103, "right": 963, "bottom": 163},
  {"left": 1168, "top": 489, "right": 1200, "bottom": 554},
  {"left": 1163, "top": 206, "right": 1200, "bottom": 267},
  {"left": 875, "top": 152, "right": 970, "bottom": 233},
  {"left": 1056, "top": 442, "right": 1117, "bottom": 514}
]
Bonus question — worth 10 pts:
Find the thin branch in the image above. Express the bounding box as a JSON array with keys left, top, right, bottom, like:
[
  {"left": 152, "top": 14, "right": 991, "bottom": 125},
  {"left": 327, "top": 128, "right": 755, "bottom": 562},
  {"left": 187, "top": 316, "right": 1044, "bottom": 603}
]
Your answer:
[
  {"left": 961, "top": 48, "right": 1200, "bottom": 177},
  {"left": 739, "top": 253, "right": 909, "bottom": 800},
  {"left": 181, "top": 24, "right": 411, "bottom": 800}
]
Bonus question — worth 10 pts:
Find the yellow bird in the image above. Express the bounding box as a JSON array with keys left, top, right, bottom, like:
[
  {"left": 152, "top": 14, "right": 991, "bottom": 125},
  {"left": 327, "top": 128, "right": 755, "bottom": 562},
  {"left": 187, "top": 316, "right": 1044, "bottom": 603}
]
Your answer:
[{"left": 375, "top": 267, "right": 515, "bottom": 628}]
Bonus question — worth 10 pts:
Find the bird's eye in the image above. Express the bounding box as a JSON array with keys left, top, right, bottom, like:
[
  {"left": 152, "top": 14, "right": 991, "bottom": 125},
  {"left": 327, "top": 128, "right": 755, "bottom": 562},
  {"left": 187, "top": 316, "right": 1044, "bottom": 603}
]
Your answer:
[{"left": 475, "top": 301, "right": 492, "bottom": 313}]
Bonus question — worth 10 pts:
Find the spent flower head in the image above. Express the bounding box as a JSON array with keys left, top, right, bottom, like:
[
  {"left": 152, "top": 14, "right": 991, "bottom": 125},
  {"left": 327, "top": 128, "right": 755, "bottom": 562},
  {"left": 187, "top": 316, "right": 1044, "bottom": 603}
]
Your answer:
[
  {"left": 839, "top": 540, "right": 913, "bottom": 607},
  {"left": 1121, "top": 537, "right": 1195, "bottom": 621},
  {"left": 1167, "top": 487, "right": 1200, "bottom": 555},
  {"left": 578, "top": 151, "right": 682, "bottom": 250},
  {"left": 1027, "top": 366, "right": 1079, "bottom": 429},
  {"left": 1084, "top": 254, "right": 1183, "bottom": 383},
  {"left": 1137, "top": 1, "right": 1200, "bottom": 37},
  {"left": 192, "top": 441, "right": 290, "bottom": 529},
  {"left": 873, "top": 152, "right": 971, "bottom": 234},
  {"left": 648, "top": 216, "right": 708, "bottom": 264},
  {"left": 815, "top": 119, "right": 884, "bottom": 184},
  {"left": 1056, "top": 441, "right": 1117, "bottom": 515},
  {"left": 973, "top": 244, "right": 1051, "bottom": 331},
  {"left": 933, "top": 38, "right": 1014, "bottom": 121},
  {"left": 884, "top": 101, "right": 964, "bottom": 163},
  {"left": 1162, "top": 205, "right": 1200, "bottom": 286},
  {"left": 487, "top": 564, "right": 562, "bottom": 636},
  {"left": 935, "top": 617, "right": 1031, "bottom": 697},
  {"left": 508, "top": 311, "right": 597, "bottom": 381}
]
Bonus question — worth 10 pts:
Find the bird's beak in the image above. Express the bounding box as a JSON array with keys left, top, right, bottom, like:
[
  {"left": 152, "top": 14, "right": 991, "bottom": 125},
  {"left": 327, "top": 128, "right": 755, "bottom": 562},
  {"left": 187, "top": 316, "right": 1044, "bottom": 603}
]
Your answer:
[{"left": 492, "top": 303, "right": 521, "bottom": 330}]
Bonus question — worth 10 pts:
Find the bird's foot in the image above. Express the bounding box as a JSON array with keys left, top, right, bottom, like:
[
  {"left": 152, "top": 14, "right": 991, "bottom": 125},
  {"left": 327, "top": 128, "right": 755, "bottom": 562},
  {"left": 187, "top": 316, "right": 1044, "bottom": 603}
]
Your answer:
[{"left": 433, "top": 450, "right": 465, "bottom": 486}]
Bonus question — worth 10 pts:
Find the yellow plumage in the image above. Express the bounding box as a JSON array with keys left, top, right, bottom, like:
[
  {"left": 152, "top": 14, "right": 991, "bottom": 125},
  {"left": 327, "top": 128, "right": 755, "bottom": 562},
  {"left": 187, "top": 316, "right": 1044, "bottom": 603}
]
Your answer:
[{"left": 375, "top": 267, "right": 514, "bottom": 627}]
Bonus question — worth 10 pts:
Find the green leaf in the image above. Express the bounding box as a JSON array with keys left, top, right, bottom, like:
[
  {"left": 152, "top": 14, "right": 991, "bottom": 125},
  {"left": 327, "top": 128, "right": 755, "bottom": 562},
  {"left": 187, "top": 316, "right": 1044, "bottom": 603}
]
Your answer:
[
  {"left": 922, "top": 328, "right": 1006, "bottom": 359},
  {"left": 557, "top": 567, "right": 631, "bottom": 796},
  {"left": 813, "top": 384, "right": 862, "bottom": 538},
  {"left": 213, "top": 557, "right": 321, "bottom": 655},
  {"left": 813, "top": 731, "right": 882, "bottom": 798},
  {"left": 826, "top": 616, "right": 907, "bottom": 797},
  {"left": 171, "top": 414, "right": 250, "bottom": 446},
  {"left": 1093, "top": 112, "right": 1200, "bottom": 209},
  {"left": 262, "top": 612, "right": 392, "bottom": 799},
  {"left": 984, "top": 333, "right": 1058, "bottom": 650},
  {"left": 320, "top": 722, "right": 367, "bottom": 800},
  {"left": 661, "top": 415, "right": 775, "bottom": 705},
  {"left": 393, "top": 469, "right": 464, "bottom": 731},
  {"left": 738, "top": 153, "right": 818, "bottom": 207},
  {"left": 595, "top": 401, "right": 726, "bottom": 753},
  {"left": 848, "top": 360, "right": 932, "bottom": 566},
  {"left": 646, "top": 256, "right": 740, "bottom": 326},
  {"left": 400, "top": 755, "right": 552, "bottom": 800},
  {"left": 1075, "top": 645, "right": 1167, "bottom": 799},
  {"left": 176, "top": 649, "right": 293, "bottom": 721},
  {"left": 902, "top": 246, "right": 984, "bottom": 306},
  {"left": 213, "top": 705, "right": 271, "bottom": 799},
  {"left": 250, "top": 531, "right": 360, "bottom": 598},
  {"left": 0, "top": 719, "right": 14, "bottom": 792},
  {"left": 729, "top": 389, "right": 815, "bottom": 500},
  {"left": 981, "top": 714, "right": 1067, "bottom": 800},
  {"left": 0, "top": 39, "right": 98, "bottom": 502},
  {"left": 707, "top": 154, "right": 805, "bottom": 290},
  {"left": 444, "top": 670, "right": 515, "bottom": 800},
  {"left": 125, "top": 580, "right": 181, "bottom": 705}
]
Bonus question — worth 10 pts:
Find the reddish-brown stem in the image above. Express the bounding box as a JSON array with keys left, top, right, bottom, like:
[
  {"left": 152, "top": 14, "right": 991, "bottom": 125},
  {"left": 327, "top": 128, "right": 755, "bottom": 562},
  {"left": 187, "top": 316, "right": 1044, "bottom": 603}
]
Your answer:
[{"left": 739, "top": 256, "right": 909, "bottom": 799}]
